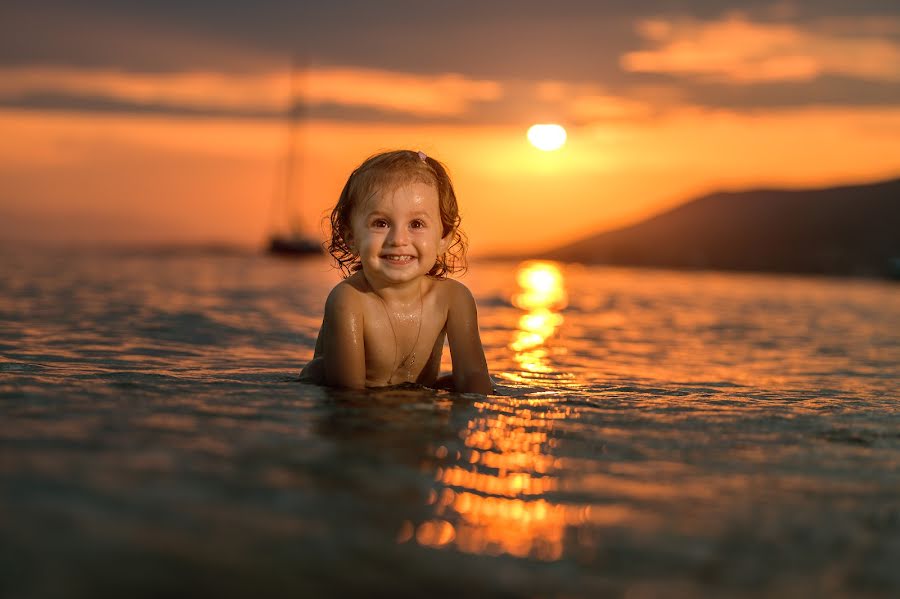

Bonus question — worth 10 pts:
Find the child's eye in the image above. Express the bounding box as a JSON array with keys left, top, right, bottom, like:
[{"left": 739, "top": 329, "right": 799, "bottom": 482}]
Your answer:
[
  {"left": 371, "top": 219, "right": 389, "bottom": 228},
  {"left": 410, "top": 219, "right": 426, "bottom": 229}
]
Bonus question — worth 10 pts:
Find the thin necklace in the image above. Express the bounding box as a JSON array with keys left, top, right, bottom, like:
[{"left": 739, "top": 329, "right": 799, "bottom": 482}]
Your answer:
[{"left": 375, "top": 282, "right": 423, "bottom": 383}]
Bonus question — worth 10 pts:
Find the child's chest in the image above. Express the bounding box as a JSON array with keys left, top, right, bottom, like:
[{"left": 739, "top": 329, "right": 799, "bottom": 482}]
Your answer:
[{"left": 362, "top": 303, "right": 447, "bottom": 380}]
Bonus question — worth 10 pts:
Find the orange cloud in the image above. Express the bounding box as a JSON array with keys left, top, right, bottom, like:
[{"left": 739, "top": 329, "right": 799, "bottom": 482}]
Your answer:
[
  {"left": 308, "top": 69, "right": 502, "bottom": 116},
  {"left": 621, "top": 14, "right": 900, "bottom": 83},
  {"left": 0, "top": 67, "right": 287, "bottom": 111},
  {"left": 534, "top": 80, "right": 658, "bottom": 124},
  {"left": 0, "top": 66, "right": 502, "bottom": 117}
]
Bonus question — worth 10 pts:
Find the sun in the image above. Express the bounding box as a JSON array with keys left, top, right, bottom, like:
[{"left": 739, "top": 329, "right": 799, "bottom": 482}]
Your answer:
[{"left": 527, "top": 124, "right": 567, "bottom": 151}]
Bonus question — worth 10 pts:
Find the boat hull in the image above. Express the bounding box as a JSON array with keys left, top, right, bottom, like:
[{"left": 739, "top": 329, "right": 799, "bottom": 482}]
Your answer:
[{"left": 267, "top": 236, "right": 322, "bottom": 256}]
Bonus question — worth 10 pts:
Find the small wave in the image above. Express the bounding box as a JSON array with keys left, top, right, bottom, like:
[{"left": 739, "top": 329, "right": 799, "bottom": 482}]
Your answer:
[{"left": 0, "top": 361, "right": 45, "bottom": 373}]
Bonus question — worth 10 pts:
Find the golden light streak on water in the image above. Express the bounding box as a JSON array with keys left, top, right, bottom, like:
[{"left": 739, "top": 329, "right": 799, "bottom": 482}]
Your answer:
[
  {"left": 409, "top": 262, "right": 582, "bottom": 559},
  {"left": 424, "top": 399, "right": 570, "bottom": 560},
  {"left": 508, "top": 261, "right": 567, "bottom": 379}
]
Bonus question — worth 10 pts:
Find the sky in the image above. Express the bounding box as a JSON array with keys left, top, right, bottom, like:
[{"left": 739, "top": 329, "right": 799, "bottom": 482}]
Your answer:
[{"left": 2, "top": 0, "right": 900, "bottom": 254}]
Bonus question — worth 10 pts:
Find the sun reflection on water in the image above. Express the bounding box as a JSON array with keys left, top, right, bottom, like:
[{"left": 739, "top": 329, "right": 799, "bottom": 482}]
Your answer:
[{"left": 509, "top": 261, "right": 568, "bottom": 378}]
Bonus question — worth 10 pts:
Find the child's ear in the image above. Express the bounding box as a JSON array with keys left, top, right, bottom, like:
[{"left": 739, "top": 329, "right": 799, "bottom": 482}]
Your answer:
[
  {"left": 439, "top": 229, "right": 454, "bottom": 253},
  {"left": 343, "top": 228, "right": 356, "bottom": 253}
]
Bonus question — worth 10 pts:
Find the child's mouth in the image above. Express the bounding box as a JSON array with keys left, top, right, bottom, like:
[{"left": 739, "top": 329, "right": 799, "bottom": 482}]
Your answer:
[{"left": 381, "top": 254, "right": 415, "bottom": 264}]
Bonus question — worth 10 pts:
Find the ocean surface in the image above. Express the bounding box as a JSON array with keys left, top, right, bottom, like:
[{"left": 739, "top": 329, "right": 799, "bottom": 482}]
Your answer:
[{"left": 2, "top": 247, "right": 898, "bottom": 598}]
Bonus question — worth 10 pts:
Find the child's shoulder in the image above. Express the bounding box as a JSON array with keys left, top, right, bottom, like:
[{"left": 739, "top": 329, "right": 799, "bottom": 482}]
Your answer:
[
  {"left": 324, "top": 274, "right": 368, "bottom": 309},
  {"left": 430, "top": 276, "right": 465, "bottom": 292},
  {"left": 429, "top": 277, "right": 476, "bottom": 304}
]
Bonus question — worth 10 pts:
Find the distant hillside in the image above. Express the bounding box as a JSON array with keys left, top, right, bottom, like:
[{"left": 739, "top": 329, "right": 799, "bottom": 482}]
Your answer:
[{"left": 542, "top": 178, "right": 900, "bottom": 278}]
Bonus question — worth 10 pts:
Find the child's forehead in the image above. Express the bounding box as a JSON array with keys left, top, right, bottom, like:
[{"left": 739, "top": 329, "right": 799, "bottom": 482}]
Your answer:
[{"left": 357, "top": 177, "right": 439, "bottom": 213}]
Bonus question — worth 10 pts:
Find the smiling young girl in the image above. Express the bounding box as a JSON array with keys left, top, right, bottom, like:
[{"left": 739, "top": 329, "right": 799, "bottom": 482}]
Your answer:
[{"left": 300, "top": 149, "right": 492, "bottom": 394}]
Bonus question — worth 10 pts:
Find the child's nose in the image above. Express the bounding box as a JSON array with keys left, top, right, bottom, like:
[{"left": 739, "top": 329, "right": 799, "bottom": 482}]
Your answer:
[{"left": 387, "top": 226, "right": 409, "bottom": 245}]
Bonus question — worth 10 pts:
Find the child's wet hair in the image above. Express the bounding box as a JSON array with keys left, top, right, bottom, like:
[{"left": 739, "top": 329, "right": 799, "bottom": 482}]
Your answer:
[{"left": 328, "top": 149, "right": 467, "bottom": 278}]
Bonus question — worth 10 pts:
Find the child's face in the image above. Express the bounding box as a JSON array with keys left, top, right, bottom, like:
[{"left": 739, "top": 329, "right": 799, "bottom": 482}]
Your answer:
[{"left": 347, "top": 180, "right": 451, "bottom": 286}]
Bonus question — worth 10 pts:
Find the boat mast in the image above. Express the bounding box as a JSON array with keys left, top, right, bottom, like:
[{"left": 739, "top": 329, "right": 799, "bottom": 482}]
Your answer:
[
  {"left": 283, "top": 57, "right": 301, "bottom": 234},
  {"left": 269, "top": 56, "right": 308, "bottom": 238}
]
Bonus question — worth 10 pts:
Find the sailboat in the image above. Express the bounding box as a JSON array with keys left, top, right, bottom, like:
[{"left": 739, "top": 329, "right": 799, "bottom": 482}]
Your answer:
[{"left": 266, "top": 60, "right": 323, "bottom": 257}]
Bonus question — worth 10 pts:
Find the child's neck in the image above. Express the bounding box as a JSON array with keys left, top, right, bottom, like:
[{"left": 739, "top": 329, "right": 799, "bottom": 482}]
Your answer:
[{"left": 363, "top": 273, "right": 423, "bottom": 305}]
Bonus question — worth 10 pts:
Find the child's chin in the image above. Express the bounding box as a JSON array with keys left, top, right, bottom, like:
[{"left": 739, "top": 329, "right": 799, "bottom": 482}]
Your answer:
[{"left": 383, "top": 268, "right": 420, "bottom": 280}]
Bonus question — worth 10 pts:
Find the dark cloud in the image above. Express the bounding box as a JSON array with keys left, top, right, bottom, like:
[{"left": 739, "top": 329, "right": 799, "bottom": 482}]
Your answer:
[
  {"left": 6, "top": 1, "right": 897, "bottom": 74},
  {"left": 2, "top": 1, "right": 900, "bottom": 114},
  {"left": 2, "top": 2, "right": 645, "bottom": 79},
  {"left": 0, "top": 94, "right": 280, "bottom": 120},
  {"left": 683, "top": 76, "right": 900, "bottom": 110},
  {"left": 0, "top": 93, "right": 523, "bottom": 125}
]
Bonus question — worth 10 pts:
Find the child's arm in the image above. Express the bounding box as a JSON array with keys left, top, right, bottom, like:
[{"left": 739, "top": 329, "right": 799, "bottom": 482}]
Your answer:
[
  {"left": 446, "top": 282, "right": 493, "bottom": 395},
  {"left": 322, "top": 284, "right": 366, "bottom": 389}
]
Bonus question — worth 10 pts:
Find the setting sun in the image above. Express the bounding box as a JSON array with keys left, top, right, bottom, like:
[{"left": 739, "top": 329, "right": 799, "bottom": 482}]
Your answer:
[{"left": 527, "top": 124, "right": 567, "bottom": 151}]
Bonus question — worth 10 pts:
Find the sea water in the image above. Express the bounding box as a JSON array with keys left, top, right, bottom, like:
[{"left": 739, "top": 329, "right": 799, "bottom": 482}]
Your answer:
[{"left": 1, "top": 247, "right": 898, "bottom": 598}]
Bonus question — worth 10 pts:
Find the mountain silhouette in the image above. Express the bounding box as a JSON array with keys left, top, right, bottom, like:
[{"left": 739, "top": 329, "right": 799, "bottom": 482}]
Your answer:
[{"left": 542, "top": 177, "right": 900, "bottom": 278}]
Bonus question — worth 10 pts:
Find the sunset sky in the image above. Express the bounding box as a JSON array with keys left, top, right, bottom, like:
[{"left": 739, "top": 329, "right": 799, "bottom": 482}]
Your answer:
[{"left": 2, "top": 1, "right": 900, "bottom": 255}]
